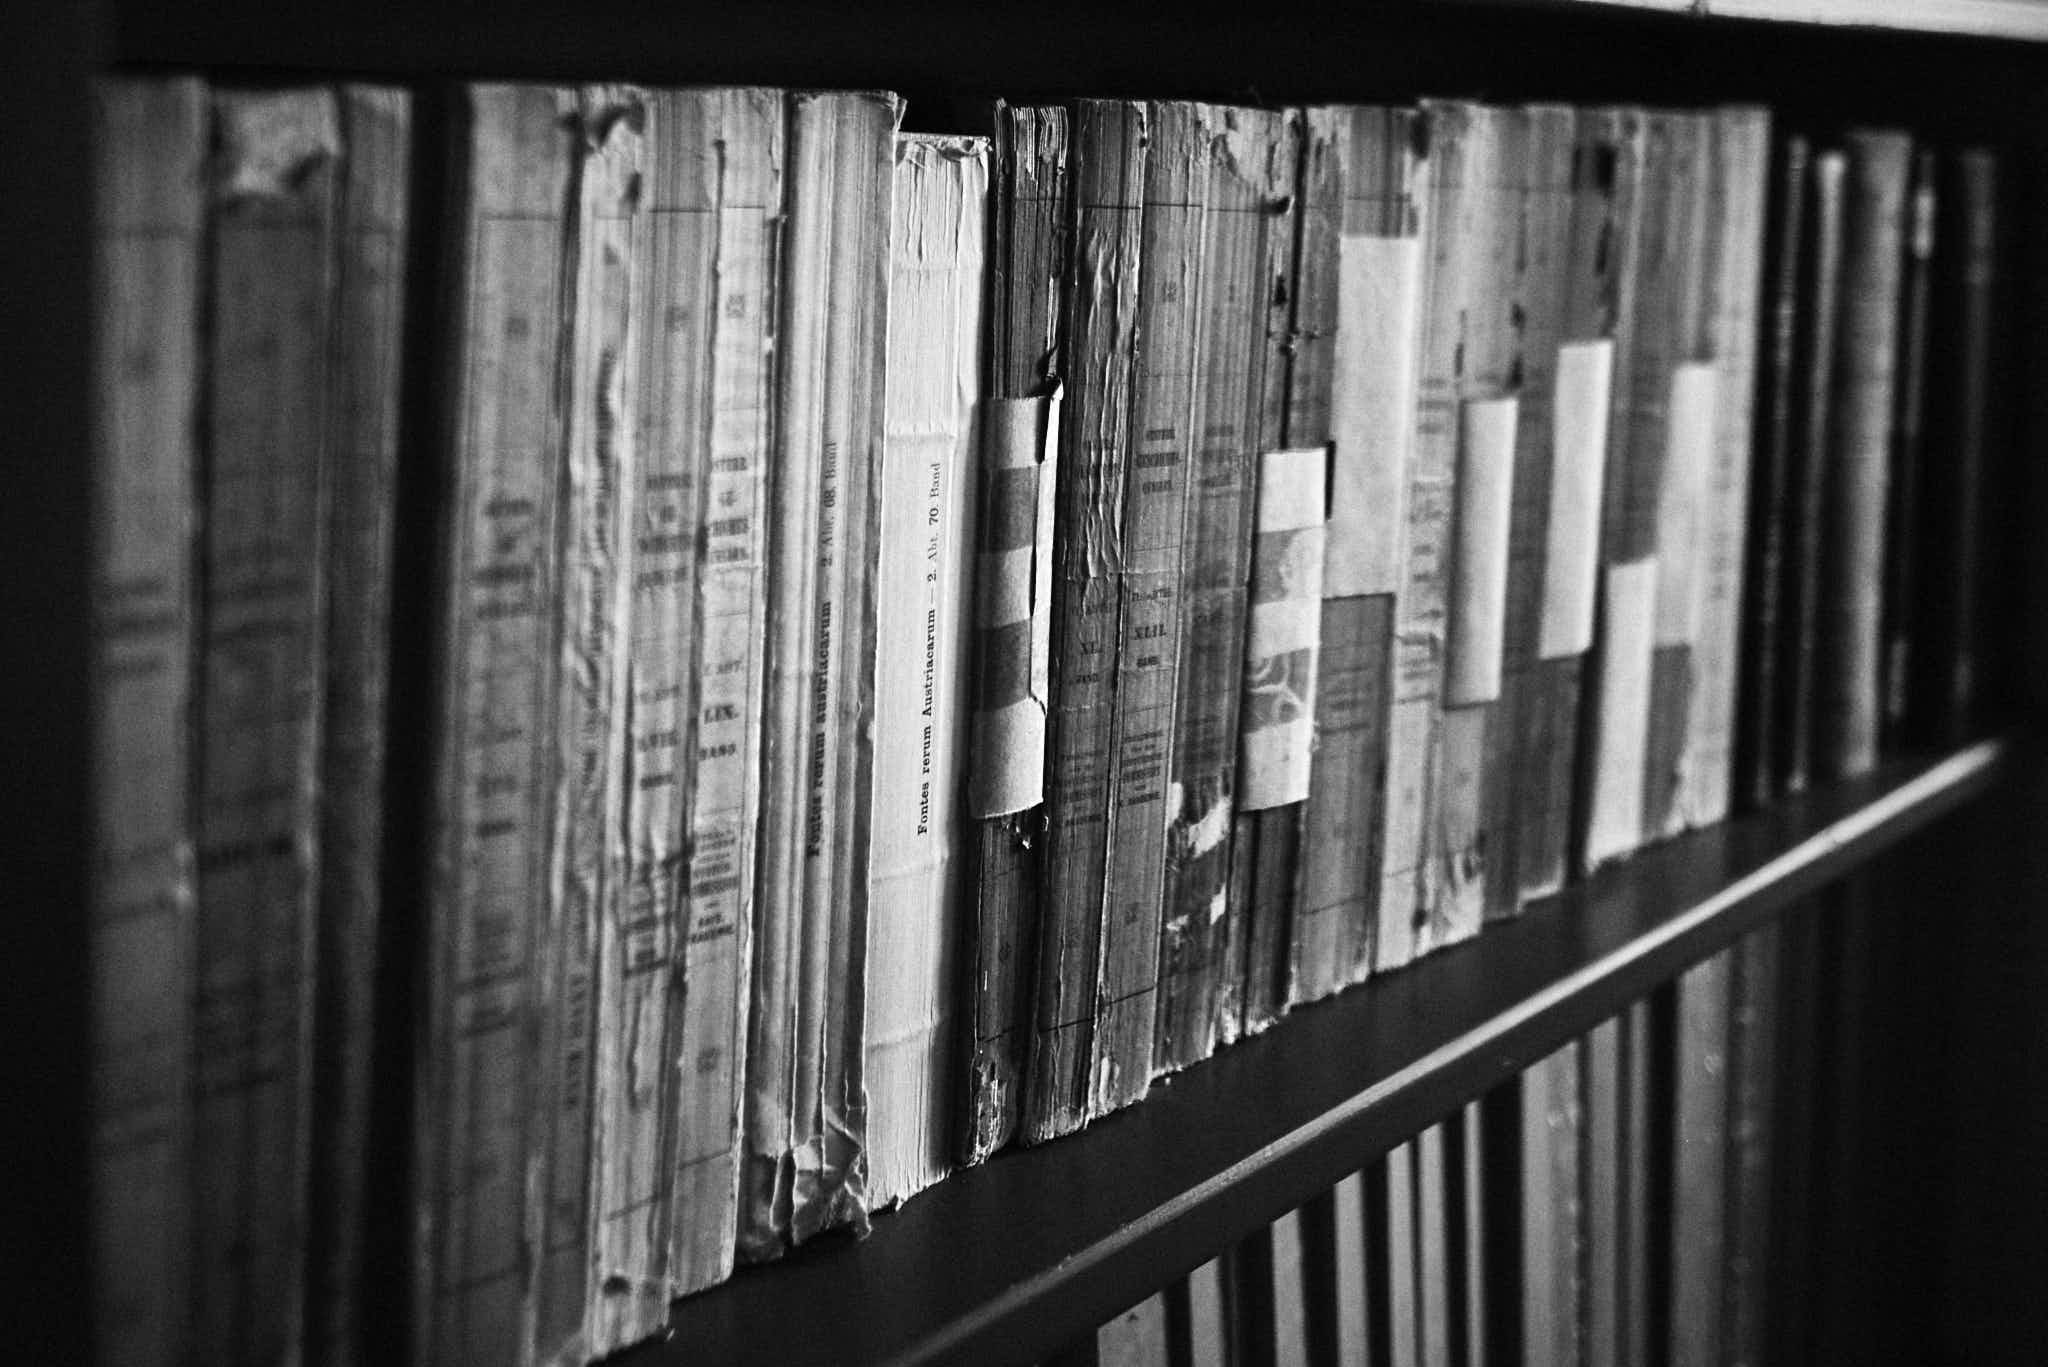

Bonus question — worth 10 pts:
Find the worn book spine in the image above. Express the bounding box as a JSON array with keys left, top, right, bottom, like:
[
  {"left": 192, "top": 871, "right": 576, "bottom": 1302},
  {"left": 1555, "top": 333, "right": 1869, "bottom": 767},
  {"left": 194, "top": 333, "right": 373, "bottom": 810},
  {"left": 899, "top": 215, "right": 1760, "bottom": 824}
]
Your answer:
[
  {"left": 311, "top": 84, "right": 410, "bottom": 1367},
  {"left": 526, "top": 88, "right": 640, "bottom": 1367},
  {"left": 1641, "top": 112, "right": 1718, "bottom": 846},
  {"left": 194, "top": 88, "right": 337, "bottom": 1366},
  {"left": 1024, "top": 99, "right": 1145, "bottom": 1145},
  {"left": 89, "top": 76, "right": 203, "bottom": 1367},
  {"left": 1088, "top": 100, "right": 1204, "bottom": 1115},
  {"left": 1933, "top": 151, "right": 1997, "bottom": 744},
  {"left": 1681, "top": 106, "right": 1772, "bottom": 830},
  {"left": 418, "top": 84, "right": 575, "bottom": 1367},
  {"left": 1521, "top": 1045, "right": 1584, "bottom": 1367},
  {"left": 1299, "top": 105, "right": 1426, "bottom": 988},
  {"left": 1817, "top": 130, "right": 1911, "bottom": 782},
  {"left": 656, "top": 86, "right": 780, "bottom": 1300},
  {"left": 1156, "top": 106, "right": 1293, "bottom": 1067},
  {"left": 864, "top": 133, "right": 986, "bottom": 1208},
  {"left": 1880, "top": 150, "right": 1936, "bottom": 752},
  {"left": 1479, "top": 106, "right": 1574, "bottom": 924},
  {"left": 959, "top": 103, "right": 1065, "bottom": 1166},
  {"left": 1735, "top": 135, "right": 1811, "bottom": 811},
  {"left": 1410, "top": 101, "right": 1515, "bottom": 957},
  {"left": 1780, "top": 149, "right": 1846, "bottom": 797}
]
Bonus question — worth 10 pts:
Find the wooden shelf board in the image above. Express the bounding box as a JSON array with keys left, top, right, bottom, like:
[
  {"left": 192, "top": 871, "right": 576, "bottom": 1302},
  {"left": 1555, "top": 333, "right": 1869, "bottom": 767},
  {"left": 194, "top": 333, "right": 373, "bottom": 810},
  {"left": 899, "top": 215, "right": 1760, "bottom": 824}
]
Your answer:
[{"left": 610, "top": 734, "right": 2013, "bottom": 1367}]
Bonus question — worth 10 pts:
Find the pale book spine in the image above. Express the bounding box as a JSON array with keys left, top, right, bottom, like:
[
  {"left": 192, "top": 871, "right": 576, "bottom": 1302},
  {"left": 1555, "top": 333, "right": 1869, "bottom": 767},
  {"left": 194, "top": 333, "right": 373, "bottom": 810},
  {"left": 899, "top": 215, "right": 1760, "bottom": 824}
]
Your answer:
[
  {"left": 89, "top": 76, "right": 203, "bottom": 1367},
  {"left": 742, "top": 89, "right": 829, "bottom": 1259},
  {"left": 1099, "top": 1293, "right": 1172, "bottom": 1367},
  {"left": 1417, "top": 1124, "right": 1451, "bottom": 1367},
  {"left": 864, "top": 134, "right": 986, "bottom": 1208},
  {"left": 418, "top": 84, "right": 574, "bottom": 1367},
  {"left": 668, "top": 85, "right": 781, "bottom": 1298},
  {"left": 312, "top": 84, "right": 410, "bottom": 1367},
  {"left": 1026, "top": 100, "right": 1144, "bottom": 1145},
  {"left": 1521, "top": 1044, "right": 1584, "bottom": 1367},
  {"left": 1091, "top": 100, "right": 1204, "bottom": 1115},
  {"left": 195, "top": 87, "right": 337, "bottom": 1365}
]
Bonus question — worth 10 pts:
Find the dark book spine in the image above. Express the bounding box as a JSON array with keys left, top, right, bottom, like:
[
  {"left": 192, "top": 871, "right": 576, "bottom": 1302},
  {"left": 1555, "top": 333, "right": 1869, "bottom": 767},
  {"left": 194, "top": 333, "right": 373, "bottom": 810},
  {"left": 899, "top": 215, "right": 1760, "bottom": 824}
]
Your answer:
[
  {"left": 1023, "top": 100, "right": 1145, "bottom": 1144},
  {"left": 1817, "top": 129, "right": 1911, "bottom": 782},
  {"left": 1778, "top": 149, "right": 1846, "bottom": 796},
  {"left": 960, "top": 103, "right": 1067, "bottom": 1165},
  {"left": 1735, "top": 134, "right": 1811, "bottom": 811},
  {"left": 1880, "top": 150, "right": 1936, "bottom": 750}
]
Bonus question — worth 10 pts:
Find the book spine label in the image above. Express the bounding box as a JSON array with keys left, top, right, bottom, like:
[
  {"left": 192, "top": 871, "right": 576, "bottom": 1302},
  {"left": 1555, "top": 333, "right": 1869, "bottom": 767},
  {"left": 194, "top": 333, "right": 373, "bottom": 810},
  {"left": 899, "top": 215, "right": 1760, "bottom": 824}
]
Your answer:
[
  {"left": 89, "top": 76, "right": 204, "bottom": 1367},
  {"left": 1026, "top": 100, "right": 1144, "bottom": 1143},
  {"left": 1585, "top": 558, "right": 1658, "bottom": 868},
  {"left": 312, "top": 85, "right": 410, "bottom": 1367},
  {"left": 420, "top": 85, "right": 574, "bottom": 1366},
  {"left": 1653, "top": 362, "right": 1721, "bottom": 649},
  {"left": 864, "top": 134, "right": 986, "bottom": 1208},
  {"left": 1240, "top": 446, "right": 1328, "bottom": 809},
  {"left": 1445, "top": 396, "right": 1520, "bottom": 706},
  {"left": 195, "top": 88, "right": 338, "bottom": 1365},
  {"left": 1539, "top": 341, "right": 1617, "bottom": 661},
  {"left": 969, "top": 396, "right": 1059, "bottom": 819}
]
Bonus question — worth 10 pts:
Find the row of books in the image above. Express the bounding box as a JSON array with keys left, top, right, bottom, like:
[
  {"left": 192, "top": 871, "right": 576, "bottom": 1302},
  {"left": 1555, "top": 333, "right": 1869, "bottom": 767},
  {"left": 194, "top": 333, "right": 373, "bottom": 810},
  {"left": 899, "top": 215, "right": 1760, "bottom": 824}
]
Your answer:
[{"left": 85, "top": 74, "right": 1996, "bottom": 1367}]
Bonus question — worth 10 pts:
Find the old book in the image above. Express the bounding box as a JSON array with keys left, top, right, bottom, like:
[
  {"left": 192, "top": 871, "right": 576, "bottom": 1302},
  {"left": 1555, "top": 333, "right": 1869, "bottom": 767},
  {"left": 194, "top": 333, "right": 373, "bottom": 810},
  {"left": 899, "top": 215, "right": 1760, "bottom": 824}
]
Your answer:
[
  {"left": 1583, "top": 1018, "right": 1624, "bottom": 1367},
  {"left": 1300, "top": 105, "right": 1427, "bottom": 987},
  {"left": 1880, "top": 150, "right": 1936, "bottom": 751},
  {"left": 1520, "top": 1045, "right": 1583, "bottom": 1367},
  {"left": 1722, "top": 925, "right": 1781, "bottom": 1367},
  {"left": 863, "top": 133, "right": 987, "bottom": 1207},
  {"left": 658, "top": 86, "right": 782, "bottom": 1299},
  {"left": 527, "top": 87, "right": 641, "bottom": 1367},
  {"left": 960, "top": 102, "right": 1065, "bottom": 1166},
  {"left": 1479, "top": 105, "right": 1575, "bottom": 923},
  {"left": 310, "top": 84, "right": 410, "bottom": 1367},
  {"left": 1099, "top": 1292, "right": 1172, "bottom": 1366},
  {"left": 417, "top": 83, "right": 576, "bottom": 1366},
  {"left": 1416, "top": 1123, "right": 1451, "bottom": 1367},
  {"left": 1680, "top": 106, "right": 1772, "bottom": 830},
  {"left": 1735, "top": 135, "right": 1812, "bottom": 811},
  {"left": 1817, "top": 129, "right": 1911, "bottom": 781},
  {"left": 89, "top": 75, "right": 204, "bottom": 1367},
  {"left": 1334, "top": 1170, "right": 1371, "bottom": 1365},
  {"left": 1089, "top": 100, "right": 1205, "bottom": 1115},
  {"left": 1779, "top": 148, "right": 1847, "bottom": 797},
  {"left": 1669, "top": 953, "right": 1732, "bottom": 1367},
  {"left": 1024, "top": 99, "right": 1145, "bottom": 1144},
  {"left": 1272, "top": 1206, "right": 1310, "bottom": 1366},
  {"left": 1157, "top": 105, "right": 1297, "bottom": 1066},
  {"left": 1409, "top": 100, "right": 1517, "bottom": 956},
  {"left": 194, "top": 87, "right": 338, "bottom": 1364}
]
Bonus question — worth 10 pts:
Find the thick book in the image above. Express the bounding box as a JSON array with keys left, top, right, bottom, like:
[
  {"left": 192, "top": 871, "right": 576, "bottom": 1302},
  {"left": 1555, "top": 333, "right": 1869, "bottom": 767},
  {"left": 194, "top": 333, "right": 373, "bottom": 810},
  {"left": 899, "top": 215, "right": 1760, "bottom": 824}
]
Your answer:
[
  {"left": 959, "top": 102, "right": 1065, "bottom": 1166},
  {"left": 658, "top": 86, "right": 782, "bottom": 1300},
  {"left": 194, "top": 87, "right": 338, "bottom": 1364},
  {"left": 89, "top": 75, "right": 204, "bottom": 1367},
  {"left": 1879, "top": 150, "right": 1937, "bottom": 752},
  {"left": 416, "top": 84, "right": 576, "bottom": 1366},
  {"left": 1817, "top": 129, "right": 1911, "bottom": 782},
  {"left": 1156, "top": 105, "right": 1299, "bottom": 1066},
  {"left": 1024, "top": 99, "right": 1145, "bottom": 1145},
  {"left": 863, "top": 132, "right": 987, "bottom": 1207},
  {"left": 1734, "top": 134, "right": 1812, "bottom": 811},
  {"left": 310, "top": 84, "right": 410, "bottom": 1367},
  {"left": 1299, "top": 105, "right": 1428, "bottom": 987}
]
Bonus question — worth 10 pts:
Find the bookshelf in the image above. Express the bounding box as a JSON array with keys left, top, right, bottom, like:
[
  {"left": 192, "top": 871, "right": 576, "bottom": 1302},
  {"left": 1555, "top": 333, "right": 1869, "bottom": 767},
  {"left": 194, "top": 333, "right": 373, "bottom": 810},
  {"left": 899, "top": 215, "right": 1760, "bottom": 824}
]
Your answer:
[{"left": 12, "top": 3, "right": 2048, "bottom": 1365}]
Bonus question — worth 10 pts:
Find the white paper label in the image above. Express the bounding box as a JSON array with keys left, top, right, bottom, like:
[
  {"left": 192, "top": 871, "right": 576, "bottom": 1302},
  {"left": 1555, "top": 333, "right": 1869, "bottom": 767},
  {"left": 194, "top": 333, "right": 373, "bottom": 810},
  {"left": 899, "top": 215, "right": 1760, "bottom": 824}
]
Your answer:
[
  {"left": 1240, "top": 446, "right": 1327, "bottom": 811},
  {"left": 1326, "top": 233, "right": 1424, "bottom": 598},
  {"left": 1444, "top": 396, "right": 1519, "bottom": 707},
  {"left": 1538, "top": 339, "right": 1615, "bottom": 660},
  {"left": 1655, "top": 361, "right": 1720, "bottom": 647},
  {"left": 1584, "top": 557, "right": 1658, "bottom": 869}
]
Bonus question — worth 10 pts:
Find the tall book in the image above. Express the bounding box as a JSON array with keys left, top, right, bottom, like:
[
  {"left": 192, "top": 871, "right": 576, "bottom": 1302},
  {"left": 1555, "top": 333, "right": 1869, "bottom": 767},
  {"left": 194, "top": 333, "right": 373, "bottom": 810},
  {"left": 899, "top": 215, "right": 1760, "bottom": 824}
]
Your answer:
[
  {"left": 1521, "top": 1045, "right": 1584, "bottom": 1367},
  {"left": 1297, "top": 105, "right": 1428, "bottom": 990},
  {"left": 1735, "top": 134, "right": 1812, "bottom": 811},
  {"left": 310, "top": 84, "right": 410, "bottom": 1367},
  {"left": 1479, "top": 104, "right": 1575, "bottom": 923},
  {"left": 959, "top": 103, "right": 1065, "bottom": 1166},
  {"left": 1817, "top": 130, "right": 1911, "bottom": 781},
  {"left": 658, "top": 86, "right": 783, "bottom": 1300},
  {"left": 88, "top": 76, "right": 204, "bottom": 1367},
  {"left": 1722, "top": 925, "right": 1781, "bottom": 1367},
  {"left": 1024, "top": 99, "right": 1145, "bottom": 1144},
  {"left": 1157, "top": 105, "right": 1300, "bottom": 1065},
  {"left": 195, "top": 87, "right": 338, "bottom": 1364},
  {"left": 863, "top": 133, "right": 987, "bottom": 1206},
  {"left": 1670, "top": 953, "right": 1732, "bottom": 1367},
  {"left": 416, "top": 84, "right": 576, "bottom": 1366},
  {"left": 1880, "top": 150, "right": 1937, "bottom": 751}
]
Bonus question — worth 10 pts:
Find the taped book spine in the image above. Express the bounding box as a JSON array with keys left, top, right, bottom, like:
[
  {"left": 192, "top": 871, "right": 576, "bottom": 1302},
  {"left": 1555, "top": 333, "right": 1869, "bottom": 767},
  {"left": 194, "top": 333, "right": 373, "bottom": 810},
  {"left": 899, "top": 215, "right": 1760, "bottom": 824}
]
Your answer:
[
  {"left": 89, "top": 75, "right": 204, "bottom": 1367},
  {"left": 1023, "top": 99, "right": 1144, "bottom": 1145},
  {"left": 311, "top": 84, "right": 410, "bottom": 1367},
  {"left": 1818, "top": 129, "right": 1911, "bottom": 782},
  {"left": 195, "top": 87, "right": 338, "bottom": 1365},
  {"left": 1734, "top": 135, "right": 1811, "bottom": 812},
  {"left": 863, "top": 133, "right": 987, "bottom": 1208},
  {"left": 1880, "top": 150, "right": 1936, "bottom": 752},
  {"left": 418, "top": 83, "right": 574, "bottom": 1367},
  {"left": 665, "top": 86, "right": 780, "bottom": 1296},
  {"left": 960, "top": 104, "right": 1065, "bottom": 1166}
]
